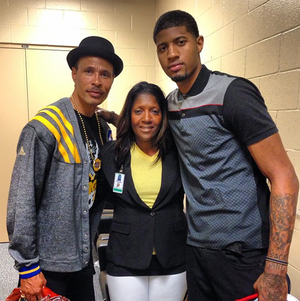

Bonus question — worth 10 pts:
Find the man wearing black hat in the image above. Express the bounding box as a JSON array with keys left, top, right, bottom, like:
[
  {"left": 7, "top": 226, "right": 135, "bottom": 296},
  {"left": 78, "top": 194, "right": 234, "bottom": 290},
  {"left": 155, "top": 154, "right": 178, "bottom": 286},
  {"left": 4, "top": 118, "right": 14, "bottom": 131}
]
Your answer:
[{"left": 7, "top": 36, "right": 123, "bottom": 301}]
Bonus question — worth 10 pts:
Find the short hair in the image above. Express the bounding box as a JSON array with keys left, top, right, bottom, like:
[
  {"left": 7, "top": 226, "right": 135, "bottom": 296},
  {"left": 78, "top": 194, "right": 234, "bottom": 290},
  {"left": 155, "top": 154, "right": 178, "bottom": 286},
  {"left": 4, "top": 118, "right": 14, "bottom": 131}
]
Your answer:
[
  {"left": 153, "top": 10, "right": 199, "bottom": 42},
  {"left": 115, "top": 81, "right": 172, "bottom": 167}
]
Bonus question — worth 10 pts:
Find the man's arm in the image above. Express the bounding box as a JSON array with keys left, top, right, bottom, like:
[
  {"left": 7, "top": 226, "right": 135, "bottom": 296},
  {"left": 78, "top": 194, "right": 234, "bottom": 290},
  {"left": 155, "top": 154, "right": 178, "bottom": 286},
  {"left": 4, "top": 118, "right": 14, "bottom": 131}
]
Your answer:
[
  {"left": 97, "top": 108, "right": 120, "bottom": 127},
  {"left": 7, "top": 126, "right": 51, "bottom": 300},
  {"left": 248, "top": 132, "right": 299, "bottom": 301}
]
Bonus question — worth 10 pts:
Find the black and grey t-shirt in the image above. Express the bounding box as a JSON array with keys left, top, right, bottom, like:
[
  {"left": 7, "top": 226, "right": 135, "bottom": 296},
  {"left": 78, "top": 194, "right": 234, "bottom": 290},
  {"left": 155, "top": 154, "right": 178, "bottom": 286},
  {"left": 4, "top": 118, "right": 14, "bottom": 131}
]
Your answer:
[{"left": 168, "top": 65, "right": 277, "bottom": 249}]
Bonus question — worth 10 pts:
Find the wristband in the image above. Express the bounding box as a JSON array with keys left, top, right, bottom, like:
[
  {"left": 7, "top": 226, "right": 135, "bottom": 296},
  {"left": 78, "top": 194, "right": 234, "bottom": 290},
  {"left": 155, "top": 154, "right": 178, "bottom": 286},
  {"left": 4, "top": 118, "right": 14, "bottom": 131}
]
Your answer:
[
  {"left": 19, "top": 263, "right": 41, "bottom": 279},
  {"left": 266, "top": 256, "right": 288, "bottom": 266}
]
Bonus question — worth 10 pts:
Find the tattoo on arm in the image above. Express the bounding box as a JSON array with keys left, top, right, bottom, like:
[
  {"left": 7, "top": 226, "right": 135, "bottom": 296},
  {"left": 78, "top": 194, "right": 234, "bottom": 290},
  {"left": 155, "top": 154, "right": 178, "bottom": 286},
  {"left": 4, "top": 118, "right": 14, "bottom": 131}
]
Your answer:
[{"left": 269, "top": 193, "right": 297, "bottom": 261}]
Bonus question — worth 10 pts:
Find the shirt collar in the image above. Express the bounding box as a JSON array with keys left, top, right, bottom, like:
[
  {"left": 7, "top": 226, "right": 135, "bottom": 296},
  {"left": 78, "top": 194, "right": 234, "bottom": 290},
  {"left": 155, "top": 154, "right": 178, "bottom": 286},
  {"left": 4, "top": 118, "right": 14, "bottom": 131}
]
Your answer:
[{"left": 179, "top": 64, "right": 210, "bottom": 98}]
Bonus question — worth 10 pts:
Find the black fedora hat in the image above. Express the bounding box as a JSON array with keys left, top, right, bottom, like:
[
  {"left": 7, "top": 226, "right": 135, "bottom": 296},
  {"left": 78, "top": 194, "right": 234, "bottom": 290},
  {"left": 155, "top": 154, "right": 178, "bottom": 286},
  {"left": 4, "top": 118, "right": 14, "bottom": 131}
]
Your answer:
[{"left": 67, "top": 36, "right": 123, "bottom": 77}]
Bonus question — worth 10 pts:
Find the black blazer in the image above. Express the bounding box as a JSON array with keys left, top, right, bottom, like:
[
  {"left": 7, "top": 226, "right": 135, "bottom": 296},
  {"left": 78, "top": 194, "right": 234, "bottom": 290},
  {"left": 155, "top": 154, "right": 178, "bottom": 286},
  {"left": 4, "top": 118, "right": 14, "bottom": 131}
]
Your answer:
[{"left": 99, "top": 141, "right": 187, "bottom": 270}]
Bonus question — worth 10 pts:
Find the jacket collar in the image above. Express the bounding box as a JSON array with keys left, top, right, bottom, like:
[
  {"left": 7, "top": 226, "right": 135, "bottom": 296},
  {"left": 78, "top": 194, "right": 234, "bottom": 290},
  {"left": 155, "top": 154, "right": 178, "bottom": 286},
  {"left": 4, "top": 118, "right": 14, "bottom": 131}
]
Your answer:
[{"left": 121, "top": 149, "right": 179, "bottom": 210}]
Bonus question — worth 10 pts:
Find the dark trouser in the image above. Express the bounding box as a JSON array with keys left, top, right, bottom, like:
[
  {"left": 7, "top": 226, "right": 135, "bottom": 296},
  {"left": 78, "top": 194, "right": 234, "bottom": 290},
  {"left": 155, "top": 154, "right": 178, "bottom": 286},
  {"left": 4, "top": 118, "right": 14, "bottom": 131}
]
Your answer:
[
  {"left": 186, "top": 244, "right": 267, "bottom": 301},
  {"left": 42, "top": 265, "right": 95, "bottom": 301}
]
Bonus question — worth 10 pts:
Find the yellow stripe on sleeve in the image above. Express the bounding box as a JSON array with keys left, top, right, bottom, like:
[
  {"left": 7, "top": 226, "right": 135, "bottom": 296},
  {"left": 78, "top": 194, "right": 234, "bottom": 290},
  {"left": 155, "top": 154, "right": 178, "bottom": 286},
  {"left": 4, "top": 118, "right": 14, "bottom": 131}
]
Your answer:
[
  {"left": 39, "top": 108, "right": 81, "bottom": 163},
  {"left": 32, "top": 116, "right": 71, "bottom": 163},
  {"left": 19, "top": 265, "right": 41, "bottom": 276}
]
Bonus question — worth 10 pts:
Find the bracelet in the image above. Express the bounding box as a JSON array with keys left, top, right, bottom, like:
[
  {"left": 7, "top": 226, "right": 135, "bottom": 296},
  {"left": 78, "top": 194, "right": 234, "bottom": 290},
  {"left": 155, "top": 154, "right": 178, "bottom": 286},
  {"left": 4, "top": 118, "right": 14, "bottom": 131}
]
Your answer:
[
  {"left": 109, "top": 111, "right": 116, "bottom": 124},
  {"left": 266, "top": 256, "right": 288, "bottom": 266}
]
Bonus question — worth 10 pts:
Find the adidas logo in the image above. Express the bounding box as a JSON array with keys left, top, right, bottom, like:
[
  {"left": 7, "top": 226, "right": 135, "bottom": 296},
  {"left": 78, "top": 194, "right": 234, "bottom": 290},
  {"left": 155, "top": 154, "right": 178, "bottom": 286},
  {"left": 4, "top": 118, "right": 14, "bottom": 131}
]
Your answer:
[{"left": 18, "top": 146, "right": 26, "bottom": 156}]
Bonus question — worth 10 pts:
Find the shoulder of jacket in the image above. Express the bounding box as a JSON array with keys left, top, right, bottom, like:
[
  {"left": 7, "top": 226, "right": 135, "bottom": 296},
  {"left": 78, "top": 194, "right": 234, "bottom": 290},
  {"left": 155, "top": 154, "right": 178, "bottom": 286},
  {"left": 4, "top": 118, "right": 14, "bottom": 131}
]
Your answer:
[{"left": 27, "top": 97, "right": 74, "bottom": 141}]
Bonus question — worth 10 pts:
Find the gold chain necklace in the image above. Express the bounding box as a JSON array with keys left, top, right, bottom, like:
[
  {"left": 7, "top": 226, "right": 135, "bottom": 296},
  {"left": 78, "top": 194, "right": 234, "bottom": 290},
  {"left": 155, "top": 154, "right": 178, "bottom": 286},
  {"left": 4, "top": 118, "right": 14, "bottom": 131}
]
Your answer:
[{"left": 70, "top": 96, "right": 103, "bottom": 172}]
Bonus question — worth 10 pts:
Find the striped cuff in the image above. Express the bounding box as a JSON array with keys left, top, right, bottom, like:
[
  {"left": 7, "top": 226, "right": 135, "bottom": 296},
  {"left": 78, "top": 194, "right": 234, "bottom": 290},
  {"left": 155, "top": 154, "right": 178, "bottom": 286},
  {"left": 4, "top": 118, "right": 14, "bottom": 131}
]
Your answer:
[{"left": 19, "top": 263, "right": 41, "bottom": 279}]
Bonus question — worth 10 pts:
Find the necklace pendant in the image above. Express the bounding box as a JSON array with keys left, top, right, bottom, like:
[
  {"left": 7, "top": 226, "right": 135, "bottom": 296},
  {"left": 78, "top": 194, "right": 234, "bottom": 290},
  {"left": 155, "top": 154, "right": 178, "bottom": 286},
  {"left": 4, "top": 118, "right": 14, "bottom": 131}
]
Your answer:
[{"left": 93, "top": 158, "right": 101, "bottom": 171}]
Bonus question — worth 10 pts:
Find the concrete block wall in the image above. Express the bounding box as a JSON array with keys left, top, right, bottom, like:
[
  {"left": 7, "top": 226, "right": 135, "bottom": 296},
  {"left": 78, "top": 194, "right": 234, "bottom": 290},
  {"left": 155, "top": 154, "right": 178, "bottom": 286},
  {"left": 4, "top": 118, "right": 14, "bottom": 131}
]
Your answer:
[
  {"left": 155, "top": 0, "right": 300, "bottom": 298},
  {"left": 0, "top": 0, "right": 157, "bottom": 114}
]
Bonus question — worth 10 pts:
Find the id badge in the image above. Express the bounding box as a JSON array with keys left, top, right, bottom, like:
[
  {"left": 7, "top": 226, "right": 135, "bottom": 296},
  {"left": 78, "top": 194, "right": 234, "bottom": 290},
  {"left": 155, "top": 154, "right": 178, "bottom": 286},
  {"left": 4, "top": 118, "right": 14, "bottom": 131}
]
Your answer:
[{"left": 113, "top": 172, "right": 125, "bottom": 194}]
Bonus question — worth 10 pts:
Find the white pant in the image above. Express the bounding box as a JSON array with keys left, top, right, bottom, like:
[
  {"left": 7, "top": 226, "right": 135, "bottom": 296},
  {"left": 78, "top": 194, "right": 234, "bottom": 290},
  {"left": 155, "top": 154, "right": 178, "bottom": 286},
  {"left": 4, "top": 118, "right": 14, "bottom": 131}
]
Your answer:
[{"left": 107, "top": 272, "right": 187, "bottom": 301}]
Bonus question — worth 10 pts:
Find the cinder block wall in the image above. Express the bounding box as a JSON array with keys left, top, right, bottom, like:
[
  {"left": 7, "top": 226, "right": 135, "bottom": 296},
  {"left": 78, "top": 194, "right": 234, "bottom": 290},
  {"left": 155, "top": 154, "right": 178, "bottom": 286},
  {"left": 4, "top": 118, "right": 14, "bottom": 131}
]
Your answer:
[
  {"left": 156, "top": 0, "right": 300, "bottom": 298},
  {"left": 0, "top": 0, "right": 157, "bottom": 113}
]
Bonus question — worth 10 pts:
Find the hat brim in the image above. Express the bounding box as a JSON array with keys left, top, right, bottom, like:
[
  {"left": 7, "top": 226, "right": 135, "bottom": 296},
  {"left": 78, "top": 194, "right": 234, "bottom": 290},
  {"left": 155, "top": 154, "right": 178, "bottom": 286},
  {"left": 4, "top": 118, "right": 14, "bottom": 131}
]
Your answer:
[{"left": 67, "top": 46, "right": 123, "bottom": 77}]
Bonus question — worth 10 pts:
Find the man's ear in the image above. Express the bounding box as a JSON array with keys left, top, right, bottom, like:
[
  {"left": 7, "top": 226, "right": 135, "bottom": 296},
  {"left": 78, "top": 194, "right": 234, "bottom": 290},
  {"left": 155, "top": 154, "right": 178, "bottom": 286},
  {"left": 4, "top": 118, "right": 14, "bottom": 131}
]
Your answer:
[
  {"left": 197, "top": 35, "right": 204, "bottom": 53},
  {"left": 71, "top": 67, "right": 77, "bottom": 82}
]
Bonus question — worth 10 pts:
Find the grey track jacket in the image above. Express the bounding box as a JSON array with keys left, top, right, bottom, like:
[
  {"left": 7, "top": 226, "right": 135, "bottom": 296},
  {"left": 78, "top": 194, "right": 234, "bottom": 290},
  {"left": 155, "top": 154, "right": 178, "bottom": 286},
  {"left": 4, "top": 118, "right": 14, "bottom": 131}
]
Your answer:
[{"left": 7, "top": 97, "right": 107, "bottom": 272}]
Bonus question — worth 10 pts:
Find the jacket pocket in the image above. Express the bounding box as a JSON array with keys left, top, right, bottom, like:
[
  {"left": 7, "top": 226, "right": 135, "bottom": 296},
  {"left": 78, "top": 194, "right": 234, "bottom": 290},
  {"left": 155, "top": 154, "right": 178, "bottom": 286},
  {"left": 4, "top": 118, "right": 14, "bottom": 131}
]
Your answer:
[{"left": 111, "top": 221, "right": 131, "bottom": 235}]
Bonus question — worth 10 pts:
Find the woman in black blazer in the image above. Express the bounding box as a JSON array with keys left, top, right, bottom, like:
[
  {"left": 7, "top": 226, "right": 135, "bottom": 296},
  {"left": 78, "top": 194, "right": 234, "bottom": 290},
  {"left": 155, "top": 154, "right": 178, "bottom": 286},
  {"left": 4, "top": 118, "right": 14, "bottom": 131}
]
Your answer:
[{"left": 99, "top": 82, "right": 187, "bottom": 301}]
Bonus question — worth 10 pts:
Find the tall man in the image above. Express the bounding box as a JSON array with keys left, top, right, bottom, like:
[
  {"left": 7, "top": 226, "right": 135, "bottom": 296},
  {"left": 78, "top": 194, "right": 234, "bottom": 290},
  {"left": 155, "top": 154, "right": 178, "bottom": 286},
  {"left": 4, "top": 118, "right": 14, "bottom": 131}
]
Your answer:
[
  {"left": 7, "top": 36, "right": 123, "bottom": 301},
  {"left": 153, "top": 10, "right": 298, "bottom": 301}
]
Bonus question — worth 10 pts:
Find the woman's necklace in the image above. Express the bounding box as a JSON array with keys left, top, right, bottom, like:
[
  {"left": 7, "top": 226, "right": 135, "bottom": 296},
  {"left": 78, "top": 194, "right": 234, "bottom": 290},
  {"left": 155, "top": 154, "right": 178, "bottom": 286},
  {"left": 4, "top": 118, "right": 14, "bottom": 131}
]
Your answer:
[{"left": 70, "top": 96, "right": 103, "bottom": 172}]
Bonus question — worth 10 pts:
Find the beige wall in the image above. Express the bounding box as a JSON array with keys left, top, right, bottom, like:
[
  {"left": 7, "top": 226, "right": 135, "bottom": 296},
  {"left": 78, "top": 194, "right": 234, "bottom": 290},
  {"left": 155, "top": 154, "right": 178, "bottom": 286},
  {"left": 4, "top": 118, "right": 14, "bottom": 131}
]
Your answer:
[{"left": 1, "top": 0, "right": 300, "bottom": 297}]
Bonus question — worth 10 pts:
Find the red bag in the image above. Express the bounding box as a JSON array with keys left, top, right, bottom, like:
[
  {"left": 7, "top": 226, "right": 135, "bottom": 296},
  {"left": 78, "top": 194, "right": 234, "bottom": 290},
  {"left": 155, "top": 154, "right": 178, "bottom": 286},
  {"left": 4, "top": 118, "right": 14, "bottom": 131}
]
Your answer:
[
  {"left": 6, "top": 288, "right": 22, "bottom": 301},
  {"left": 236, "top": 293, "right": 299, "bottom": 301},
  {"left": 6, "top": 287, "right": 70, "bottom": 301},
  {"left": 236, "top": 294, "right": 258, "bottom": 301}
]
